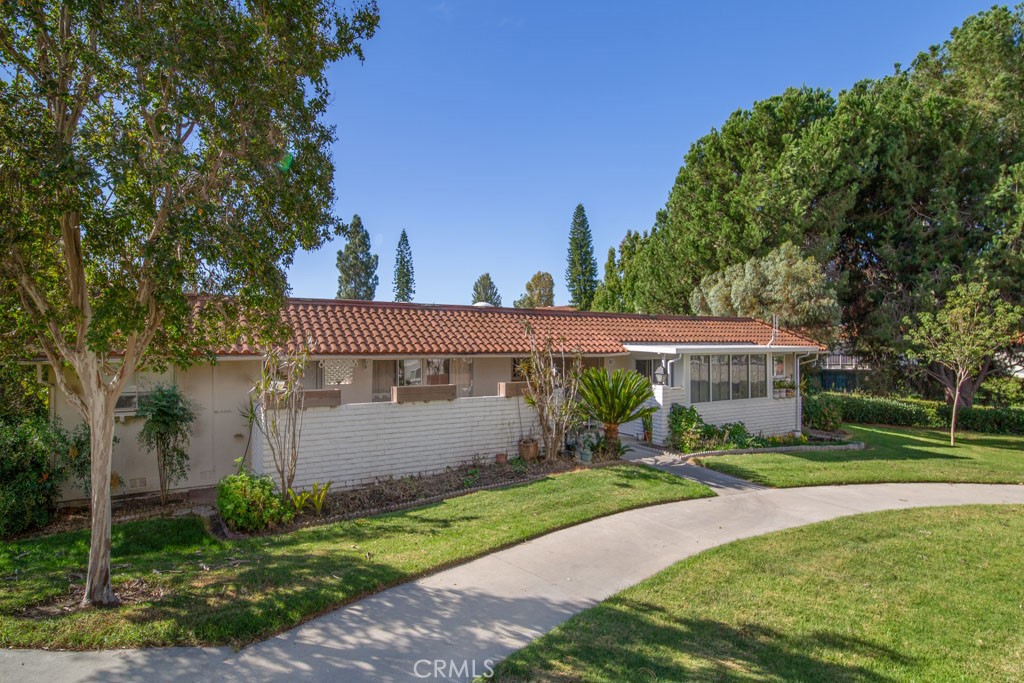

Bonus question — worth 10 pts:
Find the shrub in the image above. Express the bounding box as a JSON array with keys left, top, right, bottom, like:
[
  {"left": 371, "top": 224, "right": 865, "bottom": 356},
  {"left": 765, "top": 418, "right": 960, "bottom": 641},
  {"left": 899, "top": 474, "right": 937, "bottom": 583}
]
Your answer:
[
  {"left": 667, "top": 404, "right": 704, "bottom": 452},
  {"left": 137, "top": 384, "right": 196, "bottom": 505},
  {"left": 977, "top": 375, "right": 1024, "bottom": 408},
  {"left": 667, "top": 405, "right": 790, "bottom": 452},
  {"left": 802, "top": 393, "right": 844, "bottom": 431},
  {"left": 217, "top": 471, "right": 293, "bottom": 532},
  {"left": 809, "top": 392, "right": 1024, "bottom": 435},
  {"left": 0, "top": 418, "right": 71, "bottom": 537}
]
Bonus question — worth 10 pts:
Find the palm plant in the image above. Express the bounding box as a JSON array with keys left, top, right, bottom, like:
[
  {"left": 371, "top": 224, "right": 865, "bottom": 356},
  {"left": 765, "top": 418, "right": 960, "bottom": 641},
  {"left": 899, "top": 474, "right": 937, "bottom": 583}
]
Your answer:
[{"left": 577, "top": 368, "right": 657, "bottom": 457}]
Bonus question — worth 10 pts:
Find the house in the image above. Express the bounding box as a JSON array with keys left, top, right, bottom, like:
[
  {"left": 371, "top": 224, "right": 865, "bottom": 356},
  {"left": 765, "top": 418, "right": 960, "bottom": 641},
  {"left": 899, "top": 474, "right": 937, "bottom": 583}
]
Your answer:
[{"left": 44, "top": 299, "right": 823, "bottom": 500}]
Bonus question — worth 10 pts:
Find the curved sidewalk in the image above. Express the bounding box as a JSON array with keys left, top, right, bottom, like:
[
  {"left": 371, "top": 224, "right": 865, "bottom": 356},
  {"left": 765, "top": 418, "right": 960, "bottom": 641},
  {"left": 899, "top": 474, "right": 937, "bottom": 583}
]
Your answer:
[{"left": 4, "top": 482, "right": 1024, "bottom": 683}]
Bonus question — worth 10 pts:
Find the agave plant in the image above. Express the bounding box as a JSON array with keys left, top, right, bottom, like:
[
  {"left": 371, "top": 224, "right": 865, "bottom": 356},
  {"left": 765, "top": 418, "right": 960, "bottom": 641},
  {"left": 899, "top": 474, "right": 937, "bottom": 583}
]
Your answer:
[{"left": 577, "top": 368, "right": 657, "bottom": 457}]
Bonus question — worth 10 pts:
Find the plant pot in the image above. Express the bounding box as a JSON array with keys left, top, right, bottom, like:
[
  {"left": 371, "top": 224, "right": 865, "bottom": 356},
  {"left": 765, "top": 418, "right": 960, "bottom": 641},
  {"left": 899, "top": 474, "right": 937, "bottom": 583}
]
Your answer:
[
  {"left": 495, "top": 452, "right": 508, "bottom": 465},
  {"left": 785, "top": 389, "right": 795, "bottom": 398},
  {"left": 518, "top": 439, "right": 539, "bottom": 461},
  {"left": 579, "top": 450, "right": 593, "bottom": 463}
]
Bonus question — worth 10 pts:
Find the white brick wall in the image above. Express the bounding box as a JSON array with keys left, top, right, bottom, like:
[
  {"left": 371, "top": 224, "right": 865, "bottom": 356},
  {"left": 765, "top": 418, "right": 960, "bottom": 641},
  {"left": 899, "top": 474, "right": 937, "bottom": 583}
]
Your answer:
[
  {"left": 693, "top": 396, "right": 800, "bottom": 436},
  {"left": 255, "top": 396, "right": 540, "bottom": 490}
]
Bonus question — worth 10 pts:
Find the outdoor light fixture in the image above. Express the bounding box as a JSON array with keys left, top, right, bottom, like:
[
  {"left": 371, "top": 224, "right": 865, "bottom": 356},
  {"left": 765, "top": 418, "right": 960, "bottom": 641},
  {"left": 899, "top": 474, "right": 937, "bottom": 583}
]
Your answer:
[{"left": 653, "top": 364, "right": 667, "bottom": 385}]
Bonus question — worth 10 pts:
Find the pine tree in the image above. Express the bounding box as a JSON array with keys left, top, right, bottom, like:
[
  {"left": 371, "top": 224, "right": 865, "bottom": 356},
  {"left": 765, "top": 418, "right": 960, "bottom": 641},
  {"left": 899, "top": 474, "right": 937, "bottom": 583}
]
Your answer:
[
  {"left": 471, "top": 273, "right": 502, "bottom": 306},
  {"left": 565, "top": 204, "right": 598, "bottom": 310},
  {"left": 393, "top": 230, "right": 415, "bottom": 302},
  {"left": 336, "top": 214, "right": 379, "bottom": 300},
  {"left": 514, "top": 271, "right": 555, "bottom": 308},
  {"left": 591, "top": 247, "right": 623, "bottom": 312}
]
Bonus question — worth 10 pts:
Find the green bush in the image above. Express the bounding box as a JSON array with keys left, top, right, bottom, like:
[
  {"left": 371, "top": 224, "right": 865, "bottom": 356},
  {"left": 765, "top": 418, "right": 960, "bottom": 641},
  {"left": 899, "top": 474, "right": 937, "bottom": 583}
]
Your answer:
[
  {"left": 667, "top": 404, "right": 803, "bottom": 452},
  {"left": 802, "top": 393, "right": 844, "bottom": 431},
  {"left": 977, "top": 375, "right": 1024, "bottom": 408},
  {"left": 0, "top": 418, "right": 71, "bottom": 537},
  {"left": 216, "top": 471, "right": 293, "bottom": 532},
  {"left": 807, "top": 392, "right": 1024, "bottom": 435}
]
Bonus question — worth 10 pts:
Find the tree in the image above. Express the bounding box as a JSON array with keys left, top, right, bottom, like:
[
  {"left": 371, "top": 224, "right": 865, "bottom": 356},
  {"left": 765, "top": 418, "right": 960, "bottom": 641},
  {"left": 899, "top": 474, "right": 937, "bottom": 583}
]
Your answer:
[
  {"left": 137, "top": 385, "right": 196, "bottom": 506},
  {"left": 577, "top": 368, "right": 657, "bottom": 459},
  {"left": 0, "top": 1, "right": 378, "bottom": 605},
  {"left": 336, "top": 214, "right": 378, "bottom": 300},
  {"left": 471, "top": 273, "right": 502, "bottom": 306},
  {"left": 630, "top": 88, "right": 837, "bottom": 314},
  {"left": 514, "top": 271, "right": 555, "bottom": 309},
  {"left": 565, "top": 204, "right": 598, "bottom": 310},
  {"left": 689, "top": 243, "right": 840, "bottom": 344},
  {"left": 904, "top": 278, "right": 1022, "bottom": 446},
  {"left": 591, "top": 248, "right": 623, "bottom": 313},
  {"left": 520, "top": 326, "right": 583, "bottom": 459},
  {"left": 393, "top": 229, "right": 415, "bottom": 302},
  {"left": 253, "top": 344, "right": 309, "bottom": 499}
]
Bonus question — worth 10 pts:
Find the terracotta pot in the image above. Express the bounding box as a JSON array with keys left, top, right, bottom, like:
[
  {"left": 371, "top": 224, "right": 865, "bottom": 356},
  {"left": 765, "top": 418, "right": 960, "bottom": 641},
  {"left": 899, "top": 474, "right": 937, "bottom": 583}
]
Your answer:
[
  {"left": 518, "top": 439, "right": 539, "bottom": 461},
  {"left": 495, "top": 452, "right": 508, "bottom": 465}
]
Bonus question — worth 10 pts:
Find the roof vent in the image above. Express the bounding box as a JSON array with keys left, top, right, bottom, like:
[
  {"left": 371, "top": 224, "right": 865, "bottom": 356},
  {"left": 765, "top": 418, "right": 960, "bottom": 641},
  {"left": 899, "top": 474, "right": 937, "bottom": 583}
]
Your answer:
[{"left": 472, "top": 302, "right": 494, "bottom": 308}]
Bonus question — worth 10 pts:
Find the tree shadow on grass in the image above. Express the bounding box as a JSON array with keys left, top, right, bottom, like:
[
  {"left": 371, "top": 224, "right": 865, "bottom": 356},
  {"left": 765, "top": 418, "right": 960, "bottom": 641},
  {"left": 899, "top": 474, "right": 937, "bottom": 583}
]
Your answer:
[{"left": 495, "top": 597, "right": 913, "bottom": 682}]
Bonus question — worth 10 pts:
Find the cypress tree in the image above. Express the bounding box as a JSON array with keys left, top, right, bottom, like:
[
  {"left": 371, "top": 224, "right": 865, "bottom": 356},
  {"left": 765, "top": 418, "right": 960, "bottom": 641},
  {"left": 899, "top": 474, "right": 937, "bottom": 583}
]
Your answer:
[
  {"left": 565, "top": 203, "right": 598, "bottom": 309},
  {"left": 336, "top": 214, "right": 379, "bottom": 300},
  {"left": 393, "top": 229, "right": 415, "bottom": 302},
  {"left": 471, "top": 273, "right": 502, "bottom": 306}
]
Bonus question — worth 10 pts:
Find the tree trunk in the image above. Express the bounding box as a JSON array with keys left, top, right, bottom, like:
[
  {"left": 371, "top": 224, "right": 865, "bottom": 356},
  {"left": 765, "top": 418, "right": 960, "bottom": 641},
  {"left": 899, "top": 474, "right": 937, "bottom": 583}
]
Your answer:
[
  {"left": 83, "top": 400, "right": 118, "bottom": 606},
  {"left": 949, "top": 377, "right": 962, "bottom": 448},
  {"left": 604, "top": 423, "right": 620, "bottom": 455}
]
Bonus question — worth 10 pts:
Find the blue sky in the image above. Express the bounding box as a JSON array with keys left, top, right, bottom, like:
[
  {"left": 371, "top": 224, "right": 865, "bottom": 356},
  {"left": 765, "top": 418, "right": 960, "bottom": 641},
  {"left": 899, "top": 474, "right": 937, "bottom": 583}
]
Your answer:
[{"left": 288, "top": 0, "right": 992, "bottom": 306}]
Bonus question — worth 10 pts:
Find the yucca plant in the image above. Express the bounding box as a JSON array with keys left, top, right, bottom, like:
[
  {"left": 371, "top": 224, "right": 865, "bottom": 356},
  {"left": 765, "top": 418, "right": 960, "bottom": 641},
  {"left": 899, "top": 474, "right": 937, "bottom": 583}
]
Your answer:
[{"left": 577, "top": 368, "right": 657, "bottom": 458}]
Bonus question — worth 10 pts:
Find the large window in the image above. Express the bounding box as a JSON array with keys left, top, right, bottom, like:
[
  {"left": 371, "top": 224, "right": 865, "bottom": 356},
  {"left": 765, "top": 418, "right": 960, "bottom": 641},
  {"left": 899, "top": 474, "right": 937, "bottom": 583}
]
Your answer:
[
  {"left": 398, "top": 359, "right": 422, "bottom": 386},
  {"left": 711, "top": 355, "right": 731, "bottom": 401},
  {"left": 635, "top": 359, "right": 666, "bottom": 385},
  {"left": 750, "top": 354, "right": 768, "bottom": 398},
  {"left": 690, "top": 353, "right": 768, "bottom": 402},
  {"left": 731, "top": 355, "right": 749, "bottom": 400},
  {"left": 425, "top": 358, "right": 450, "bottom": 385},
  {"left": 690, "top": 355, "right": 710, "bottom": 403}
]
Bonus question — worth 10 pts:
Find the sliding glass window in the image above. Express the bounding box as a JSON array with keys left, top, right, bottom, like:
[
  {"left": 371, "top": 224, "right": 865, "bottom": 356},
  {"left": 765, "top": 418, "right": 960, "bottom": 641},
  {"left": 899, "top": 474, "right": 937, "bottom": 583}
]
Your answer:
[{"left": 711, "top": 355, "right": 731, "bottom": 401}]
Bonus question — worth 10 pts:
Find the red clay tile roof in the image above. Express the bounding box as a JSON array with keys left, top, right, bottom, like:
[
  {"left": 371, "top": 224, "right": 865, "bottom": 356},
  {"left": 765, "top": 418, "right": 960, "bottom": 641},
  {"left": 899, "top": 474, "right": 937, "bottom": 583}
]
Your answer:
[{"left": 221, "top": 299, "right": 824, "bottom": 356}]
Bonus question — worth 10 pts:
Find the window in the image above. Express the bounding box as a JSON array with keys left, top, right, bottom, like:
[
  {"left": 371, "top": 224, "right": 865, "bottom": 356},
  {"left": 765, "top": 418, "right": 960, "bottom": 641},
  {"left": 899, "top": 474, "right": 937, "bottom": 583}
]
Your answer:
[
  {"left": 398, "top": 359, "right": 422, "bottom": 386},
  {"left": 773, "top": 354, "right": 786, "bottom": 378},
  {"left": 750, "top": 354, "right": 768, "bottom": 398},
  {"left": 689, "top": 355, "right": 710, "bottom": 403},
  {"left": 451, "top": 358, "right": 473, "bottom": 397},
  {"left": 114, "top": 388, "right": 154, "bottom": 416},
  {"left": 635, "top": 359, "right": 666, "bottom": 385},
  {"left": 731, "top": 355, "right": 749, "bottom": 399},
  {"left": 425, "top": 358, "right": 449, "bottom": 385},
  {"left": 302, "top": 361, "right": 325, "bottom": 390},
  {"left": 711, "top": 355, "right": 730, "bottom": 401}
]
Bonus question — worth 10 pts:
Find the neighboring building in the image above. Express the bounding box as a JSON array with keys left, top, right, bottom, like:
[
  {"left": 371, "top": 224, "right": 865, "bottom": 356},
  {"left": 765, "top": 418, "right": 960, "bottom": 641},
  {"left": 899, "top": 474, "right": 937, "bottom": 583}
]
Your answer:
[
  {"left": 816, "top": 347, "right": 870, "bottom": 392},
  {"left": 42, "top": 299, "right": 823, "bottom": 500}
]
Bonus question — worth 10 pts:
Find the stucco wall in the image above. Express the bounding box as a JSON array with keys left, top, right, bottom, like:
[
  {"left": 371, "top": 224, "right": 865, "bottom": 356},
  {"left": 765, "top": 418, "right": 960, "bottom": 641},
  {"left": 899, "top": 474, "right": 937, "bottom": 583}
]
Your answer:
[
  {"left": 254, "top": 395, "right": 541, "bottom": 490},
  {"left": 471, "top": 357, "right": 511, "bottom": 397},
  {"left": 52, "top": 360, "right": 260, "bottom": 502}
]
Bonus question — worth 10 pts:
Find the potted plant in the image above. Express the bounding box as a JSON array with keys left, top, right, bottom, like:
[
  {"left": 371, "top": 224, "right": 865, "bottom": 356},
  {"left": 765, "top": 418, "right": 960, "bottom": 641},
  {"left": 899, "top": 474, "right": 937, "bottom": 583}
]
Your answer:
[
  {"left": 518, "top": 435, "right": 539, "bottom": 461},
  {"left": 641, "top": 413, "right": 653, "bottom": 443},
  {"left": 495, "top": 452, "right": 508, "bottom": 465}
]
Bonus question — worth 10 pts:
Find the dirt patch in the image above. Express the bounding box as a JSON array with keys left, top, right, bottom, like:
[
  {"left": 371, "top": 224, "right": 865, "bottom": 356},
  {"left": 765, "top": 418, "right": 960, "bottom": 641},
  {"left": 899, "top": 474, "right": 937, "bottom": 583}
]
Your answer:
[{"left": 20, "top": 577, "right": 167, "bottom": 619}]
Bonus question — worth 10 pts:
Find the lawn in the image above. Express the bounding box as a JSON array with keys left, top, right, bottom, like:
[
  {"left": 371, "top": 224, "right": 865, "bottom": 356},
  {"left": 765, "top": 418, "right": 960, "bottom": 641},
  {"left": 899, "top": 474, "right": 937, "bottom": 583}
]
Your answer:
[
  {"left": 702, "top": 424, "right": 1024, "bottom": 487},
  {"left": 0, "top": 463, "right": 710, "bottom": 649},
  {"left": 492, "top": 505, "right": 1024, "bottom": 682}
]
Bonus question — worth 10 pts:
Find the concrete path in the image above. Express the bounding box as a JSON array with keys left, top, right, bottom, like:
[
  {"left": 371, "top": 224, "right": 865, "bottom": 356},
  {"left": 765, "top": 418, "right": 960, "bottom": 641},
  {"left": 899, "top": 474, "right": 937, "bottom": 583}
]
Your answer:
[
  {"left": 625, "top": 447, "right": 767, "bottom": 495},
  {"left": 4, "top": 483, "right": 1024, "bottom": 683}
]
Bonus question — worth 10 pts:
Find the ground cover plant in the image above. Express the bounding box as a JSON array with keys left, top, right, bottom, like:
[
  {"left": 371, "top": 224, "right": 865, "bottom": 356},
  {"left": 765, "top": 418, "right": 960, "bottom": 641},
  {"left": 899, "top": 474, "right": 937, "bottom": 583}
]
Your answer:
[
  {"left": 492, "top": 505, "right": 1024, "bottom": 682},
  {"left": 0, "top": 464, "right": 711, "bottom": 649},
  {"left": 702, "top": 424, "right": 1024, "bottom": 487}
]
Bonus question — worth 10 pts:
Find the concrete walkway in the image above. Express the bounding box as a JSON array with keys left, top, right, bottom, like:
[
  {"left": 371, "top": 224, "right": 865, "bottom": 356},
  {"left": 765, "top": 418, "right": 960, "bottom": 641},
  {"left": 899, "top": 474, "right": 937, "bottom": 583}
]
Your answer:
[
  {"left": 625, "top": 446, "right": 768, "bottom": 495},
  {"left": 4, "top": 483, "right": 1024, "bottom": 683}
]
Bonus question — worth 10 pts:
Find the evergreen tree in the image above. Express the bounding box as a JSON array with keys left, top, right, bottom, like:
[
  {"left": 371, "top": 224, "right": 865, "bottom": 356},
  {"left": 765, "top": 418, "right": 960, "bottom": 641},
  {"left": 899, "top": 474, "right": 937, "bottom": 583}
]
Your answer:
[
  {"left": 514, "top": 272, "right": 555, "bottom": 308},
  {"left": 565, "top": 204, "right": 598, "bottom": 310},
  {"left": 591, "top": 247, "right": 623, "bottom": 312},
  {"left": 471, "top": 273, "right": 502, "bottom": 306},
  {"left": 393, "top": 230, "right": 415, "bottom": 302},
  {"left": 336, "top": 214, "right": 378, "bottom": 300}
]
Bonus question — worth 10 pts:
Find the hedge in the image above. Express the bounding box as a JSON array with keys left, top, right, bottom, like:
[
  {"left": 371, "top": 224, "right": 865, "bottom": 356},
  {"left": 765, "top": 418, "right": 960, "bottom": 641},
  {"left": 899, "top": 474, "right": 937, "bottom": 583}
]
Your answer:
[{"left": 803, "top": 392, "right": 1024, "bottom": 435}]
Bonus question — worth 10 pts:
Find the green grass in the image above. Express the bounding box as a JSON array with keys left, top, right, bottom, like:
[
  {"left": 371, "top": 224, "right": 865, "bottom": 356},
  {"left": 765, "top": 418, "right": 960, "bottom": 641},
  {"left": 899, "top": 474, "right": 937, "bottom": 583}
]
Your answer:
[
  {"left": 703, "top": 424, "right": 1024, "bottom": 487},
  {"left": 492, "top": 505, "right": 1024, "bottom": 682},
  {"left": 0, "top": 464, "right": 711, "bottom": 649}
]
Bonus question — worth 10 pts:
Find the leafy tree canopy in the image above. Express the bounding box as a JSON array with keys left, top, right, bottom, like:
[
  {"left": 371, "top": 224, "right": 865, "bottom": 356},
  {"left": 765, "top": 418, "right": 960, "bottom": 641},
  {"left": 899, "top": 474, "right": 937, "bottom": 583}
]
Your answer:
[
  {"left": 690, "top": 243, "right": 839, "bottom": 345},
  {"left": 514, "top": 271, "right": 555, "bottom": 309},
  {"left": 0, "top": 0, "right": 378, "bottom": 605}
]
